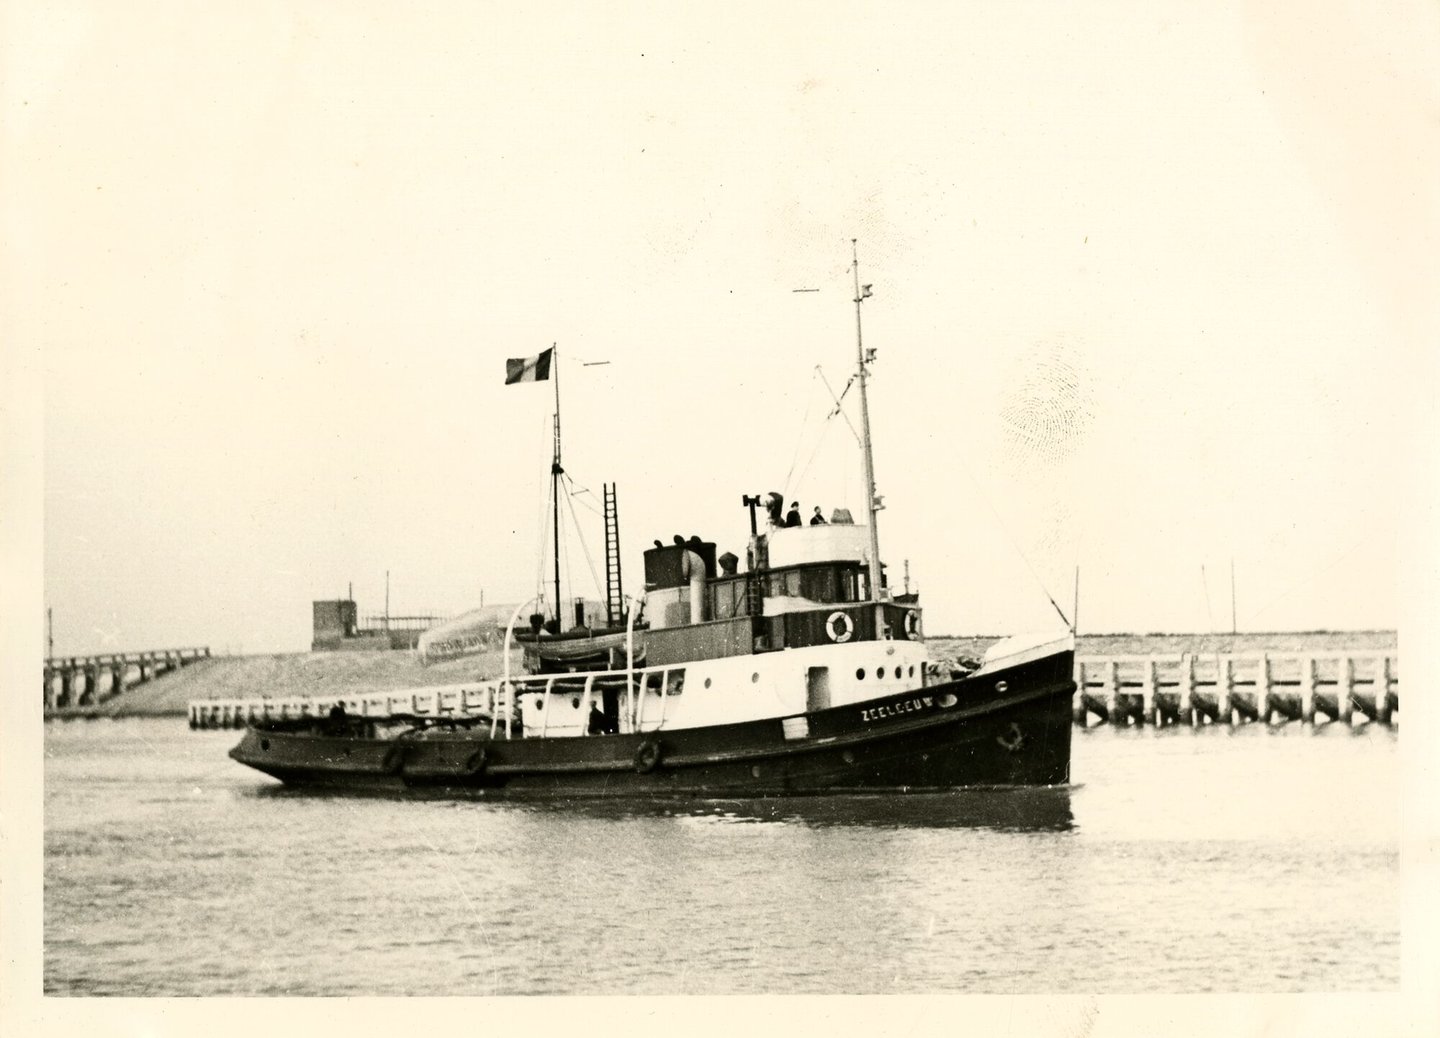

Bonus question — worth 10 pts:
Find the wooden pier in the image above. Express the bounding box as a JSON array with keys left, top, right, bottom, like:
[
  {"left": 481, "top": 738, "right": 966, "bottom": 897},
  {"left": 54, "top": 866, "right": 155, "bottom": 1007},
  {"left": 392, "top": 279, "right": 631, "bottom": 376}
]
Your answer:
[
  {"left": 45, "top": 648, "right": 211, "bottom": 711},
  {"left": 183, "top": 650, "right": 1399, "bottom": 731},
  {"left": 187, "top": 681, "right": 500, "bottom": 730},
  {"left": 1073, "top": 652, "right": 1398, "bottom": 727}
]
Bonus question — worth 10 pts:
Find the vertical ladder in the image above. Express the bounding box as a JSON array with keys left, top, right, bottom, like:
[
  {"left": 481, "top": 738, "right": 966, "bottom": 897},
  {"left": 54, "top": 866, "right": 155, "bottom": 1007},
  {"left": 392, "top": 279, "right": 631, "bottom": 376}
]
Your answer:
[
  {"left": 603, "top": 482, "right": 624, "bottom": 627},
  {"left": 746, "top": 536, "right": 768, "bottom": 616}
]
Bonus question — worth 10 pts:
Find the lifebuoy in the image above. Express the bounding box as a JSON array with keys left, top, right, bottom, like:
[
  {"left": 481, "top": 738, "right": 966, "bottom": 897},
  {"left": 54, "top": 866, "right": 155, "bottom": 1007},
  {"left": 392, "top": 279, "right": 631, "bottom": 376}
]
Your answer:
[
  {"left": 633, "top": 740, "right": 662, "bottom": 774},
  {"left": 381, "top": 743, "right": 407, "bottom": 773},
  {"left": 996, "top": 722, "right": 1024, "bottom": 753},
  {"left": 825, "top": 611, "right": 854, "bottom": 643},
  {"left": 464, "top": 747, "right": 488, "bottom": 775},
  {"left": 904, "top": 610, "right": 921, "bottom": 639}
]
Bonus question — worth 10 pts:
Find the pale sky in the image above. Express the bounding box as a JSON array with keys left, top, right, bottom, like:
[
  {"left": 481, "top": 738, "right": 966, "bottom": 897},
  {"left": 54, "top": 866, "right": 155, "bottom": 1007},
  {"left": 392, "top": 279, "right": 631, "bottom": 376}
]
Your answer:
[{"left": 8, "top": 1, "right": 1437, "bottom": 655}]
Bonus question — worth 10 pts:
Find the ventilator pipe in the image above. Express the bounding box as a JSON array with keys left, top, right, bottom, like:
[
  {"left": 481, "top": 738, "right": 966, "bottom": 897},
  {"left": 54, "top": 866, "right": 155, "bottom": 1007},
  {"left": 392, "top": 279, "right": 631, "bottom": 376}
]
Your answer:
[{"left": 682, "top": 549, "right": 707, "bottom": 624}]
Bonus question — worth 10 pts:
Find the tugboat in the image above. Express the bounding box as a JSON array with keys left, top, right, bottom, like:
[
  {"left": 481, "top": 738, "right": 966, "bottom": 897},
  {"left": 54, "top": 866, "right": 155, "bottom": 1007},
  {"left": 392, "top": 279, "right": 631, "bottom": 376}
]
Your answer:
[{"left": 228, "top": 245, "right": 1075, "bottom": 795}]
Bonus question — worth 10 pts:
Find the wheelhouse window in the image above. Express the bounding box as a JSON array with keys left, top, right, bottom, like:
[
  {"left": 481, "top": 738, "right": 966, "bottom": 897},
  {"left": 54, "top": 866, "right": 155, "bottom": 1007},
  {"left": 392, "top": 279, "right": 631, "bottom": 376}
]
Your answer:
[
  {"left": 707, "top": 564, "right": 871, "bottom": 617},
  {"left": 765, "top": 564, "right": 868, "bottom": 605}
]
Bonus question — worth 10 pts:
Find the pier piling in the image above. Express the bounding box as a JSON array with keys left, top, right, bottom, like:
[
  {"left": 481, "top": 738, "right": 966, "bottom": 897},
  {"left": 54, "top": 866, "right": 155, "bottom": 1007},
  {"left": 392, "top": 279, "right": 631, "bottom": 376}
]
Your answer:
[
  {"left": 44, "top": 648, "right": 211, "bottom": 715},
  {"left": 1061, "top": 651, "right": 1396, "bottom": 730}
]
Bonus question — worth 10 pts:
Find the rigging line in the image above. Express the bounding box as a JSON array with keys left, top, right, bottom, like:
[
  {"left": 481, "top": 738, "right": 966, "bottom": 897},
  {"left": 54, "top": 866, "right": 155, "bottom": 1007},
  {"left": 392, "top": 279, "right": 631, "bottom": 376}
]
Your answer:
[
  {"left": 947, "top": 450, "right": 1072, "bottom": 630},
  {"left": 535, "top": 471, "right": 554, "bottom": 607},
  {"left": 562, "top": 478, "right": 604, "bottom": 603},
  {"left": 789, "top": 366, "right": 862, "bottom": 496},
  {"left": 563, "top": 473, "right": 605, "bottom": 518},
  {"left": 791, "top": 412, "right": 836, "bottom": 492},
  {"left": 816, "top": 367, "right": 861, "bottom": 444},
  {"left": 786, "top": 375, "right": 853, "bottom": 496},
  {"left": 781, "top": 368, "right": 823, "bottom": 492},
  {"left": 569, "top": 494, "right": 605, "bottom": 519},
  {"left": 533, "top": 411, "right": 553, "bottom": 606}
]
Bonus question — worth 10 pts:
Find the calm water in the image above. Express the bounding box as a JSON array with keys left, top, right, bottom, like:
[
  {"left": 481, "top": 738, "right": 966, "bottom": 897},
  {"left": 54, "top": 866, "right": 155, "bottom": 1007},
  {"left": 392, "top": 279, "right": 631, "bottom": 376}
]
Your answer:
[{"left": 44, "top": 719, "right": 1398, "bottom": 995}]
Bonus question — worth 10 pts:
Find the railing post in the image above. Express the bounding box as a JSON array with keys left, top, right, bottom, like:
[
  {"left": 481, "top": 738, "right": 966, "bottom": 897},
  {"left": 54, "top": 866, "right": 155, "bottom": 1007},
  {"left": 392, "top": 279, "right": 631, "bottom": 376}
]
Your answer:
[
  {"left": 579, "top": 674, "right": 597, "bottom": 737},
  {"left": 626, "top": 593, "right": 641, "bottom": 729},
  {"left": 1301, "top": 657, "right": 1316, "bottom": 724},
  {"left": 1180, "top": 654, "right": 1195, "bottom": 725},
  {"left": 1339, "top": 656, "right": 1354, "bottom": 725},
  {"left": 500, "top": 597, "right": 538, "bottom": 740}
]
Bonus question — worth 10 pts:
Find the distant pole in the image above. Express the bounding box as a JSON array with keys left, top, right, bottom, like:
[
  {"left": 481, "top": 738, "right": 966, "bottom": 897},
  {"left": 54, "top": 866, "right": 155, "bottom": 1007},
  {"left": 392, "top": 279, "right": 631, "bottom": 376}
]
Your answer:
[
  {"left": 1201, "top": 564, "right": 1212, "bottom": 631},
  {"left": 348, "top": 581, "right": 353, "bottom": 602},
  {"left": 385, "top": 570, "right": 391, "bottom": 631},
  {"left": 903, "top": 559, "right": 911, "bottom": 596},
  {"left": 1230, "top": 558, "right": 1237, "bottom": 635},
  {"left": 1072, "top": 567, "right": 1080, "bottom": 635},
  {"left": 47, "top": 607, "right": 53, "bottom": 659}
]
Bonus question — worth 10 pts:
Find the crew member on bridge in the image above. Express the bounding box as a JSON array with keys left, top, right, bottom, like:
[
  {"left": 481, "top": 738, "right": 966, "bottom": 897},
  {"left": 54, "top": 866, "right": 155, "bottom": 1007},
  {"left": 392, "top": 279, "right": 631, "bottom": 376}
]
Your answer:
[
  {"left": 809, "top": 506, "right": 828, "bottom": 526},
  {"left": 784, "top": 502, "right": 802, "bottom": 527}
]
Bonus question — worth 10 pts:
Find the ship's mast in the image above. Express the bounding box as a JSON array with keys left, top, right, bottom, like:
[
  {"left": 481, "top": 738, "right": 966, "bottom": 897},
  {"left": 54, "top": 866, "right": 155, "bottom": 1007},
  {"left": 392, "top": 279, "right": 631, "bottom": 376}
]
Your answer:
[
  {"left": 851, "top": 240, "right": 884, "bottom": 606},
  {"left": 550, "top": 343, "right": 563, "bottom": 627}
]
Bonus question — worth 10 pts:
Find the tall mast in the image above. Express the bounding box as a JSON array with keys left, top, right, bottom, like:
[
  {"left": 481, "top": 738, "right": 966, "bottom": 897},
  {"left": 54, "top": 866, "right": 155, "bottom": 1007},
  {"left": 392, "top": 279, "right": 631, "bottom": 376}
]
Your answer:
[
  {"left": 851, "top": 240, "right": 884, "bottom": 605},
  {"left": 551, "top": 343, "right": 562, "bottom": 627}
]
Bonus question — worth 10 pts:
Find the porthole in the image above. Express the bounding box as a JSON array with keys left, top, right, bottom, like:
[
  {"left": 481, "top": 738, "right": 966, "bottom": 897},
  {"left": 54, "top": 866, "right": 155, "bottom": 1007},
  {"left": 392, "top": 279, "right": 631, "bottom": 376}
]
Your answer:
[
  {"left": 571, "top": 697, "right": 580, "bottom": 709},
  {"left": 534, "top": 697, "right": 544, "bottom": 710},
  {"left": 856, "top": 668, "right": 866, "bottom": 680},
  {"left": 909, "top": 665, "right": 916, "bottom": 678},
  {"left": 877, "top": 666, "right": 886, "bottom": 679},
  {"left": 704, "top": 677, "right": 712, "bottom": 689},
  {"left": 751, "top": 673, "right": 759, "bottom": 683},
  {"left": 260, "top": 738, "right": 270, "bottom": 751}
]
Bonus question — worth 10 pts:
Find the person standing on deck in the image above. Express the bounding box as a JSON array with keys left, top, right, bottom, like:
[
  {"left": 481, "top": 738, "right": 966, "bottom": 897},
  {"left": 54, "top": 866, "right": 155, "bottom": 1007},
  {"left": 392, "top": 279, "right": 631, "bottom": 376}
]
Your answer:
[
  {"left": 809, "top": 507, "right": 827, "bottom": 526},
  {"left": 784, "top": 502, "right": 802, "bottom": 527}
]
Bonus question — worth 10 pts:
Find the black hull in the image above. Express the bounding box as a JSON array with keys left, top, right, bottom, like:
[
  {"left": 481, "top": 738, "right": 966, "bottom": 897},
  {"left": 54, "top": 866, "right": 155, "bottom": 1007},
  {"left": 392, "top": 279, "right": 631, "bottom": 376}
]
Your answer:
[{"left": 230, "top": 649, "right": 1074, "bottom": 797}]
